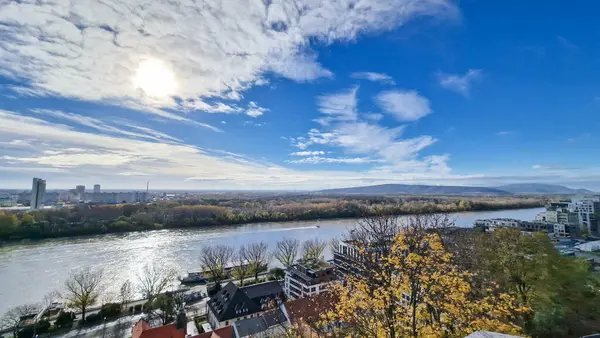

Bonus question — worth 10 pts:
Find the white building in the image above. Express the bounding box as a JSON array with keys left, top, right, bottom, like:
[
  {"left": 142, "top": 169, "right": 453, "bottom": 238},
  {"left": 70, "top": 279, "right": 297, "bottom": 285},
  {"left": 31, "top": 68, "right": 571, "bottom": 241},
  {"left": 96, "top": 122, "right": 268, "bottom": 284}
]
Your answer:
[
  {"left": 30, "top": 177, "right": 46, "bottom": 210},
  {"left": 284, "top": 258, "right": 336, "bottom": 300},
  {"left": 474, "top": 218, "right": 520, "bottom": 230},
  {"left": 568, "top": 197, "right": 600, "bottom": 236}
]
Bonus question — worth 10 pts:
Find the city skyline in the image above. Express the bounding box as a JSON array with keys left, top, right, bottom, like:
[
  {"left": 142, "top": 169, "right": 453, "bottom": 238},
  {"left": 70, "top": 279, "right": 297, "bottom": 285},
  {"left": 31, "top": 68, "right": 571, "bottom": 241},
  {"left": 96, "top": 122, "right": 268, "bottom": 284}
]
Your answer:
[{"left": 1, "top": 1, "right": 600, "bottom": 190}]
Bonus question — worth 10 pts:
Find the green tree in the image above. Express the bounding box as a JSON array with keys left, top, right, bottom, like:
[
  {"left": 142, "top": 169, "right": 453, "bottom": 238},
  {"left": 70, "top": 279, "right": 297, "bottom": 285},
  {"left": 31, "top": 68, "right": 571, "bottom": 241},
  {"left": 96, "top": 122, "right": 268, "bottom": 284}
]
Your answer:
[{"left": 0, "top": 211, "right": 18, "bottom": 237}]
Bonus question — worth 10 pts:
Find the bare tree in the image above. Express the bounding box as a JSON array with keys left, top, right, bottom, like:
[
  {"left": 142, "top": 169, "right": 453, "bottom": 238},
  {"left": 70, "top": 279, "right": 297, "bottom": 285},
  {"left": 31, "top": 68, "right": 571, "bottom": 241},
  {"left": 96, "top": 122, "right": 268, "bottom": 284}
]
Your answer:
[
  {"left": 245, "top": 241, "right": 269, "bottom": 281},
  {"left": 1, "top": 304, "right": 39, "bottom": 338},
  {"left": 273, "top": 238, "right": 299, "bottom": 267},
  {"left": 119, "top": 280, "right": 135, "bottom": 308},
  {"left": 136, "top": 263, "right": 177, "bottom": 303},
  {"left": 64, "top": 267, "right": 103, "bottom": 322},
  {"left": 301, "top": 238, "right": 327, "bottom": 261},
  {"left": 200, "top": 245, "right": 234, "bottom": 287},
  {"left": 329, "top": 237, "right": 340, "bottom": 255},
  {"left": 232, "top": 245, "right": 249, "bottom": 286}
]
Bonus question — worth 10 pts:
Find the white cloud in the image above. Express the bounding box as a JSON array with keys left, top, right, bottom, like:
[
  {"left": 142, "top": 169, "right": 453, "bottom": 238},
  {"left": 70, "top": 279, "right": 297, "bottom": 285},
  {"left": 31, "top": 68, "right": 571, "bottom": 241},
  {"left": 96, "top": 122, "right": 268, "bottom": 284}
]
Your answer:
[
  {"left": 351, "top": 72, "right": 395, "bottom": 84},
  {"left": 438, "top": 69, "right": 482, "bottom": 96},
  {"left": 246, "top": 102, "right": 268, "bottom": 118},
  {"left": 316, "top": 87, "right": 359, "bottom": 125},
  {"left": 30, "top": 109, "right": 182, "bottom": 143},
  {"left": 496, "top": 131, "right": 513, "bottom": 136},
  {"left": 287, "top": 156, "right": 383, "bottom": 164},
  {"left": 0, "top": 0, "right": 456, "bottom": 123},
  {"left": 374, "top": 90, "right": 432, "bottom": 121},
  {"left": 291, "top": 151, "right": 326, "bottom": 156}
]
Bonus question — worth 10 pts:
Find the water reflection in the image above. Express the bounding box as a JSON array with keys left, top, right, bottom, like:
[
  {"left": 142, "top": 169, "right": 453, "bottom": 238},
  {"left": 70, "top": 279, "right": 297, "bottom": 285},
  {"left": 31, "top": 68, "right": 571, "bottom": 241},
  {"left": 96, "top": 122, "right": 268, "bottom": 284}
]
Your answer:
[{"left": 0, "top": 208, "right": 543, "bottom": 314}]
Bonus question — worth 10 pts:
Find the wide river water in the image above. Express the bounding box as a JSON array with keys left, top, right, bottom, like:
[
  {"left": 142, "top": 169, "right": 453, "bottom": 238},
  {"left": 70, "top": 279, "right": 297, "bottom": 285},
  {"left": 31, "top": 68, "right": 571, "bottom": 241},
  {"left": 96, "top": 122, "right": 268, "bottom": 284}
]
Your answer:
[{"left": 0, "top": 207, "right": 543, "bottom": 314}]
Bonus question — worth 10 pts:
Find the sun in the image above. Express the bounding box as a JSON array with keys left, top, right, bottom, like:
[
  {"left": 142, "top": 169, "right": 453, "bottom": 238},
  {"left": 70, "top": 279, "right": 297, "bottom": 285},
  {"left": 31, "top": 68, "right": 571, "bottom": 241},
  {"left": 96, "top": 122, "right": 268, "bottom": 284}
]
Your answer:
[{"left": 133, "top": 58, "right": 177, "bottom": 97}]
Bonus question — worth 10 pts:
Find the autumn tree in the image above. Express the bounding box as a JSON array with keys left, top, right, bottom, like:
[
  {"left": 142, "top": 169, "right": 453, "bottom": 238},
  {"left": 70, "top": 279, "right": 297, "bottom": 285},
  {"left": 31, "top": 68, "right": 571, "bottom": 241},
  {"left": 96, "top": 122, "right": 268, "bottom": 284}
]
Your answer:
[
  {"left": 326, "top": 214, "right": 525, "bottom": 338},
  {"left": 245, "top": 241, "right": 269, "bottom": 281},
  {"left": 301, "top": 238, "right": 326, "bottom": 261},
  {"left": 64, "top": 267, "right": 103, "bottom": 322},
  {"left": 273, "top": 238, "right": 300, "bottom": 267},
  {"left": 200, "top": 244, "right": 234, "bottom": 288},
  {"left": 136, "top": 263, "right": 177, "bottom": 302},
  {"left": 232, "top": 245, "right": 249, "bottom": 286}
]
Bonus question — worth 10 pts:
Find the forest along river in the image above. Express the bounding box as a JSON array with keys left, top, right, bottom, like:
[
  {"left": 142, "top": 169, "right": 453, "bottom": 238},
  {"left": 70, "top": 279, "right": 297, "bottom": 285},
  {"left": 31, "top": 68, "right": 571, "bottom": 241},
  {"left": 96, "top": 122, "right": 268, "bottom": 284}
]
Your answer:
[{"left": 0, "top": 207, "right": 543, "bottom": 314}]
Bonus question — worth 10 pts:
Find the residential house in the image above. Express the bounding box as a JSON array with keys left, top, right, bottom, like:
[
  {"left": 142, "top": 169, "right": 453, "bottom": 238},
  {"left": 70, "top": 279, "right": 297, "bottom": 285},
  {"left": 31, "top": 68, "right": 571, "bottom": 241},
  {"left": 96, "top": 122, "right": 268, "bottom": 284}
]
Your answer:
[
  {"left": 232, "top": 307, "right": 290, "bottom": 338},
  {"left": 132, "top": 315, "right": 186, "bottom": 338},
  {"left": 284, "top": 258, "right": 336, "bottom": 299},
  {"left": 207, "top": 281, "right": 285, "bottom": 329},
  {"left": 284, "top": 293, "right": 339, "bottom": 338},
  {"left": 194, "top": 326, "right": 234, "bottom": 338}
]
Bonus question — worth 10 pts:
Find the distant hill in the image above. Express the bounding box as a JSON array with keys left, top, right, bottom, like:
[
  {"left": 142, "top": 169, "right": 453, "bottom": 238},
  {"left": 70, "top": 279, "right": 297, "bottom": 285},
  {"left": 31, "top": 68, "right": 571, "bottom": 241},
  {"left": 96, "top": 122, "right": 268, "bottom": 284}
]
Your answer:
[
  {"left": 317, "top": 184, "right": 511, "bottom": 196},
  {"left": 495, "top": 183, "right": 595, "bottom": 194}
]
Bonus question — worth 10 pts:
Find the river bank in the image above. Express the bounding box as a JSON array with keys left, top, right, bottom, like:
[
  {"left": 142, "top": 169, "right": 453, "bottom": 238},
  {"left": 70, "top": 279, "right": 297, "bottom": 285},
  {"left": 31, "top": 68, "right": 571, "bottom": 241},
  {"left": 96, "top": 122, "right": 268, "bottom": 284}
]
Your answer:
[{"left": 0, "top": 199, "right": 544, "bottom": 243}]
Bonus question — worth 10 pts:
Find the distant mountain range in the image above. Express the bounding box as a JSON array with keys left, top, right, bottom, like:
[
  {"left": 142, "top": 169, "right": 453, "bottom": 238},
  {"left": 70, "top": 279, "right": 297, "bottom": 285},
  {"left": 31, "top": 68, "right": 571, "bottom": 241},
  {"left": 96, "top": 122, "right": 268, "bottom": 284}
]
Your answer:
[
  {"left": 317, "top": 183, "right": 595, "bottom": 195},
  {"left": 495, "top": 183, "right": 595, "bottom": 195}
]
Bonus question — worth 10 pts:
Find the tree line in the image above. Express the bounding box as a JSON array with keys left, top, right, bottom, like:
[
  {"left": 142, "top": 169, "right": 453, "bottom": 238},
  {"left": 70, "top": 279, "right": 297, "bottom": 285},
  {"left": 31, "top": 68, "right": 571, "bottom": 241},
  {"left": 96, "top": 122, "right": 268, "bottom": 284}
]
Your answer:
[{"left": 0, "top": 196, "right": 544, "bottom": 241}]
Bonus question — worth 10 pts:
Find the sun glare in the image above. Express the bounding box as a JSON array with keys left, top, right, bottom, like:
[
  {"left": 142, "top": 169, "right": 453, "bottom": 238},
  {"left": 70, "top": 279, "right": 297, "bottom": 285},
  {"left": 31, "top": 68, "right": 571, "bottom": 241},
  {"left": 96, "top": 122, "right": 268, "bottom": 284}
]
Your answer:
[{"left": 133, "top": 59, "right": 177, "bottom": 97}]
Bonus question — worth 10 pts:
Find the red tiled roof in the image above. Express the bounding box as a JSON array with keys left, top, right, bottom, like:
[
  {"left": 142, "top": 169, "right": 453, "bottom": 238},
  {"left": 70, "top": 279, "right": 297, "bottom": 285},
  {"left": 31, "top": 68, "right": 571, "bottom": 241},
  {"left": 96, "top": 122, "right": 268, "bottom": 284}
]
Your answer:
[
  {"left": 284, "top": 293, "right": 337, "bottom": 324},
  {"left": 191, "top": 325, "right": 234, "bottom": 338},
  {"left": 135, "top": 323, "right": 185, "bottom": 338}
]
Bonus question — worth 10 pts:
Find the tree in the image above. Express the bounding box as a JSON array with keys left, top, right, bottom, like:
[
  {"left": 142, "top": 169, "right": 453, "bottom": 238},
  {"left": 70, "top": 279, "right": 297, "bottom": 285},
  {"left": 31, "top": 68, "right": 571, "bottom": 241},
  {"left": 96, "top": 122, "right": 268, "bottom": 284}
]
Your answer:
[
  {"left": 200, "top": 245, "right": 234, "bottom": 289},
  {"left": 64, "top": 267, "right": 103, "bottom": 322},
  {"left": 136, "top": 263, "right": 177, "bottom": 303},
  {"left": 473, "top": 228, "right": 600, "bottom": 337},
  {"left": 119, "top": 280, "right": 134, "bottom": 308},
  {"left": 273, "top": 238, "right": 300, "bottom": 267},
  {"left": 301, "top": 238, "right": 326, "bottom": 261},
  {"left": 151, "top": 294, "right": 175, "bottom": 325},
  {"left": 245, "top": 241, "right": 269, "bottom": 281},
  {"left": 1, "top": 304, "right": 39, "bottom": 338},
  {"left": 232, "top": 245, "right": 249, "bottom": 286},
  {"left": 326, "top": 231, "right": 525, "bottom": 338},
  {"left": 0, "top": 211, "right": 18, "bottom": 238}
]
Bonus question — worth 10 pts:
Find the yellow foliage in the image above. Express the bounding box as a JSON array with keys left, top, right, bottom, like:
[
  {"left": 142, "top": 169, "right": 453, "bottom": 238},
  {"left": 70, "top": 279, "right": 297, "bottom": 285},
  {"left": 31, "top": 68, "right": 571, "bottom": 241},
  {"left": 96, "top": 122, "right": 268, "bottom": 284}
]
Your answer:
[{"left": 325, "top": 232, "right": 528, "bottom": 338}]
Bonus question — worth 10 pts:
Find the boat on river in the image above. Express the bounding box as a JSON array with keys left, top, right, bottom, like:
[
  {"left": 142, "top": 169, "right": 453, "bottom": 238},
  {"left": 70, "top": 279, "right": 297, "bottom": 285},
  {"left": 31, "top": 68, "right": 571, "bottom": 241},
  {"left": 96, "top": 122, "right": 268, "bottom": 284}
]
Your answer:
[{"left": 180, "top": 272, "right": 209, "bottom": 285}]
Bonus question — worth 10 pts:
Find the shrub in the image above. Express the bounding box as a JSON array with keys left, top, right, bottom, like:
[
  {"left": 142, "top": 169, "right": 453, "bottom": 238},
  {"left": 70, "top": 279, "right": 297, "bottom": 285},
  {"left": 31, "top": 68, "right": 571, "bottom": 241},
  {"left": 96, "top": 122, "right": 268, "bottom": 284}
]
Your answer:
[
  {"left": 269, "top": 267, "right": 285, "bottom": 280},
  {"left": 55, "top": 311, "right": 75, "bottom": 329},
  {"left": 36, "top": 319, "right": 51, "bottom": 334},
  {"left": 17, "top": 326, "right": 34, "bottom": 338},
  {"left": 100, "top": 303, "right": 122, "bottom": 318},
  {"left": 84, "top": 313, "right": 102, "bottom": 324}
]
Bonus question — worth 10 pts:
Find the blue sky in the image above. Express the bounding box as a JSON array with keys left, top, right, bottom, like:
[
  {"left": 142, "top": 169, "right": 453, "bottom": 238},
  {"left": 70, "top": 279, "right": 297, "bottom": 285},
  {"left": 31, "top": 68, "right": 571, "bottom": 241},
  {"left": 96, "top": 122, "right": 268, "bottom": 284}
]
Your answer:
[{"left": 1, "top": 0, "right": 599, "bottom": 190}]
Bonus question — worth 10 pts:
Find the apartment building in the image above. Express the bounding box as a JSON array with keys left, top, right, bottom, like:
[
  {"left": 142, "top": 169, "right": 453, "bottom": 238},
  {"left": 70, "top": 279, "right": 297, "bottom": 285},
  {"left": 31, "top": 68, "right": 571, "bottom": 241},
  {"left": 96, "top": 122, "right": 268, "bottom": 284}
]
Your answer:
[{"left": 284, "top": 258, "right": 336, "bottom": 299}]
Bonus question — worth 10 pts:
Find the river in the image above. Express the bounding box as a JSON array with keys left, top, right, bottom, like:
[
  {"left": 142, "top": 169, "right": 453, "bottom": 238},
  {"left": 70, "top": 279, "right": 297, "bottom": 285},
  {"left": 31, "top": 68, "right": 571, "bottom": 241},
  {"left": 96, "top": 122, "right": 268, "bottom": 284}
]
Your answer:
[{"left": 0, "top": 207, "right": 543, "bottom": 314}]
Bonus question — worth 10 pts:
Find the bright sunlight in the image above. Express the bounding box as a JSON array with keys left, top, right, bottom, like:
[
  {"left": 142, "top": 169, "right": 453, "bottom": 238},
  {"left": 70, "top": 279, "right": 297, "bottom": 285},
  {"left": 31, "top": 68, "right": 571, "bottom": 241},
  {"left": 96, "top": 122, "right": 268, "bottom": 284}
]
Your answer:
[{"left": 133, "top": 58, "right": 177, "bottom": 97}]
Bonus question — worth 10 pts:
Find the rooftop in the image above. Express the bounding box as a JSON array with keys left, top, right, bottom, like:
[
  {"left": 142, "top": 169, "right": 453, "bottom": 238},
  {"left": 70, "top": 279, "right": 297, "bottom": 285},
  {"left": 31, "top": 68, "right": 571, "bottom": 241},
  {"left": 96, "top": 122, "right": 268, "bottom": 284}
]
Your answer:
[
  {"left": 233, "top": 308, "right": 288, "bottom": 337},
  {"left": 208, "top": 281, "right": 284, "bottom": 322}
]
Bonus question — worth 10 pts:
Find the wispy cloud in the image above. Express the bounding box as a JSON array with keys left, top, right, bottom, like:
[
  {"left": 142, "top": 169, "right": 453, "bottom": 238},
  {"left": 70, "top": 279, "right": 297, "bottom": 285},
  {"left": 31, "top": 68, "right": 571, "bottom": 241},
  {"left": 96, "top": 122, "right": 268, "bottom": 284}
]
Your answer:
[
  {"left": 287, "top": 156, "right": 383, "bottom": 164},
  {"left": 291, "top": 151, "right": 326, "bottom": 156},
  {"left": 246, "top": 102, "right": 268, "bottom": 118},
  {"left": 315, "top": 86, "right": 359, "bottom": 125},
  {"left": 438, "top": 69, "right": 482, "bottom": 96},
  {"left": 557, "top": 36, "right": 580, "bottom": 52},
  {"left": 567, "top": 133, "right": 591, "bottom": 143},
  {"left": 496, "top": 131, "right": 513, "bottom": 136},
  {"left": 351, "top": 72, "right": 395, "bottom": 84},
  {"left": 374, "top": 90, "right": 432, "bottom": 122}
]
